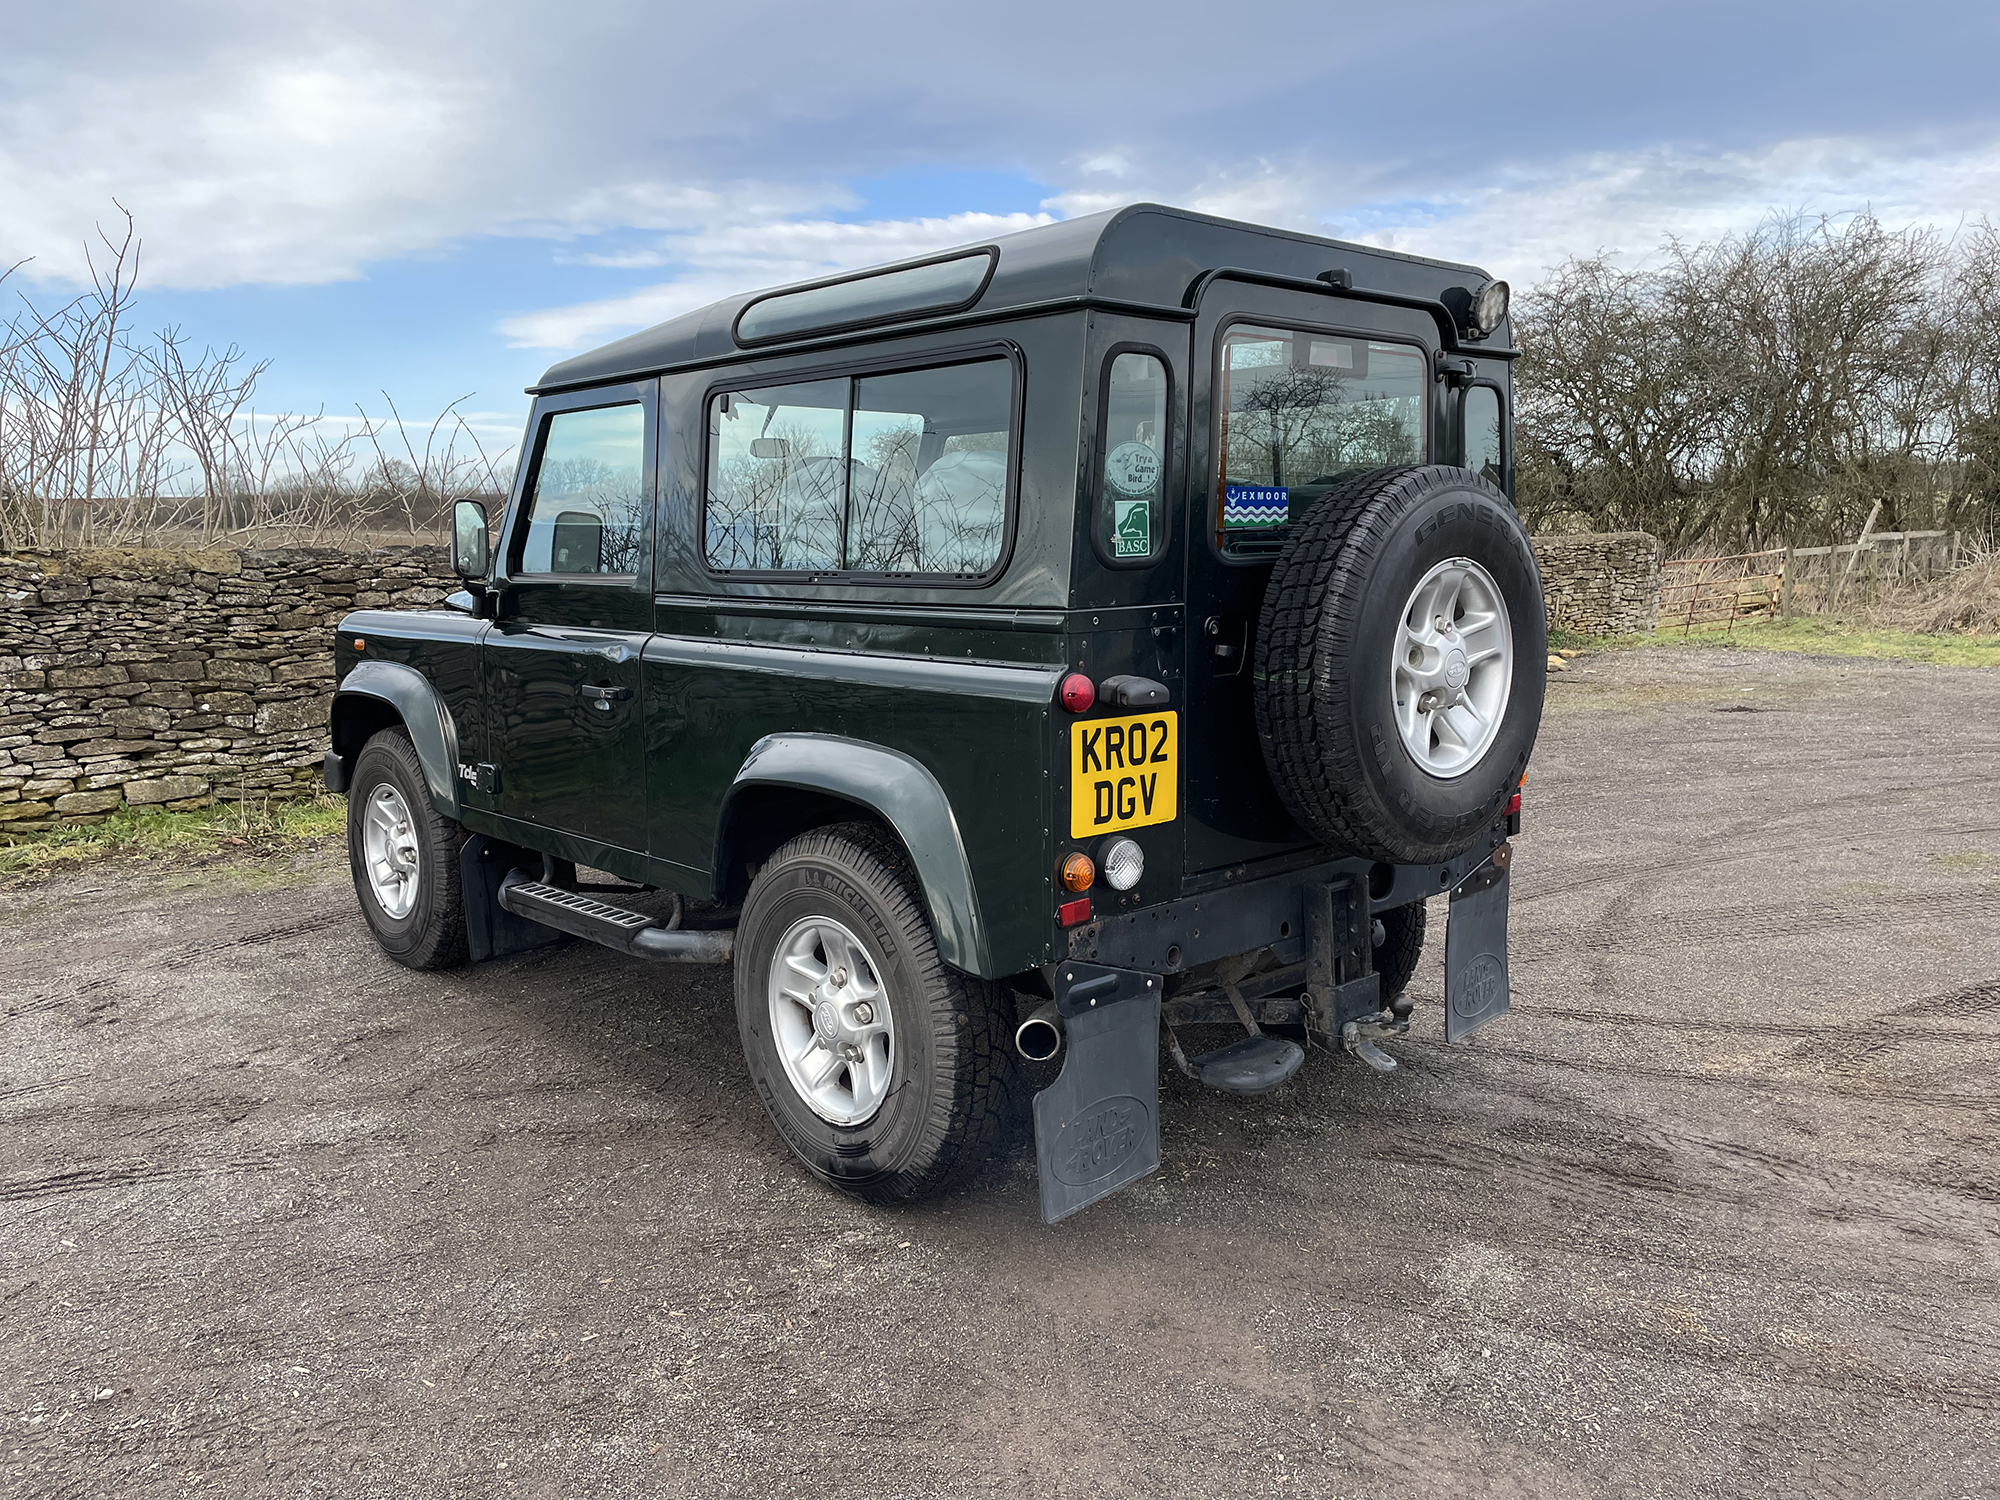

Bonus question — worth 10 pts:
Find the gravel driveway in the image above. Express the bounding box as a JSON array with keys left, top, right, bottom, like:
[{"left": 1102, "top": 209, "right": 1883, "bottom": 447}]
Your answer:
[{"left": 5, "top": 644, "right": 1998, "bottom": 1499}]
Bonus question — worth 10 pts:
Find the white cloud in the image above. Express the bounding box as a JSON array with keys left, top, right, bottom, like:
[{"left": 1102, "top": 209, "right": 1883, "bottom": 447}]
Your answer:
[
  {"left": 0, "top": 45, "right": 499, "bottom": 288},
  {"left": 499, "top": 210, "right": 1054, "bottom": 349},
  {"left": 1333, "top": 134, "right": 2000, "bottom": 285},
  {"left": 1045, "top": 131, "right": 2000, "bottom": 289}
]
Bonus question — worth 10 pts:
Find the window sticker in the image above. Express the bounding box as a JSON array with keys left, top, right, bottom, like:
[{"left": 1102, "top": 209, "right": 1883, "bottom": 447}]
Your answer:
[
  {"left": 1112, "top": 499, "right": 1151, "bottom": 558},
  {"left": 1104, "top": 440, "right": 1160, "bottom": 497},
  {"left": 1223, "top": 483, "right": 1288, "bottom": 529}
]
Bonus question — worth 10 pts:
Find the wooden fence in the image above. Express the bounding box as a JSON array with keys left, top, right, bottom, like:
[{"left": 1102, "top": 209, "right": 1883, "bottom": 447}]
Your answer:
[{"left": 1658, "top": 530, "right": 1967, "bottom": 634}]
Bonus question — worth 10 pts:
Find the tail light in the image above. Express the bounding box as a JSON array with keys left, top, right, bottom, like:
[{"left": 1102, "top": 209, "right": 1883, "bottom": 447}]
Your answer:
[
  {"left": 1060, "top": 852, "right": 1095, "bottom": 892},
  {"left": 1059, "top": 673, "right": 1095, "bottom": 713},
  {"left": 1058, "top": 896, "right": 1092, "bottom": 927}
]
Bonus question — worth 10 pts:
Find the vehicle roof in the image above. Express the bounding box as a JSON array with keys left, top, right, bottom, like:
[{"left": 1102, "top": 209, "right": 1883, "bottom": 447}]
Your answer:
[{"left": 531, "top": 203, "right": 1497, "bottom": 393}]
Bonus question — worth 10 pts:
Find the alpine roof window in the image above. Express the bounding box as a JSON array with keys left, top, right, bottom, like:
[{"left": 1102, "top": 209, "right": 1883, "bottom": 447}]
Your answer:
[
  {"left": 734, "top": 250, "right": 997, "bottom": 346},
  {"left": 1216, "top": 324, "right": 1427, "bottom": 557},
  {"left": 1096, "top": 351, "right": 1169, "bottom": 566},
  {"left": 1463, "top": 384, "right": 1504, "bottom": 489},
  {"left": 704, "top": 355, "right": 1014, "bottom": 579}
]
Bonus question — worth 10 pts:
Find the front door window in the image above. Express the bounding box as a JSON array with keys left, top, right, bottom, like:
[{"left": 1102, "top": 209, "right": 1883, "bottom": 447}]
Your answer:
[{"left": 517, "top": 404, "right": 646, "bottom": 575}]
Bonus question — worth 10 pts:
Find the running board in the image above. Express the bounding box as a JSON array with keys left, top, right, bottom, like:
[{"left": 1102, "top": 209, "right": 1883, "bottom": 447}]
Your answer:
[{"left": 497, "top": 874, "right": 733, "bottom": 964}]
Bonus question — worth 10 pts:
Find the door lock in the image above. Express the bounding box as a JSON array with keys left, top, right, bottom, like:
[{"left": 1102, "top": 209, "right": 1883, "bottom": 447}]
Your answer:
[{"left": 1204, "top": 617, "right": 1247, "bottom": 677}]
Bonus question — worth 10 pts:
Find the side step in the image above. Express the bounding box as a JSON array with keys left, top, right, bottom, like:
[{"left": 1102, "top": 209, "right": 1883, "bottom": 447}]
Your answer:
[
  {"left": 497, "top": 874, "right": 733, "bottom": 964},
  {"left": 1181, "top": 1034, "right": 1304, "bottom": 1095}
]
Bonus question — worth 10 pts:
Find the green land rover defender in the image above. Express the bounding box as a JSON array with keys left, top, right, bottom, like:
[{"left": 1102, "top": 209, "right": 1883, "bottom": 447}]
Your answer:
[{"left": 324, "top": 205, "right": 1541, "bottom": 1222}]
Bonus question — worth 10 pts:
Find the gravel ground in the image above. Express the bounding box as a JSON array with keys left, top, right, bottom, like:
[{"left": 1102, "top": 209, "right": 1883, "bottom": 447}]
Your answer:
[{"left": 4, "top": 644, "right": 1999, "bottom": 1500}]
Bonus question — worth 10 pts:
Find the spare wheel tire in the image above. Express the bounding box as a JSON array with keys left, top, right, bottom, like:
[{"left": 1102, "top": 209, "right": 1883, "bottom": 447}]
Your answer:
[{"left": 1255, "top": 465, "right": 1544, "bottom": 864}]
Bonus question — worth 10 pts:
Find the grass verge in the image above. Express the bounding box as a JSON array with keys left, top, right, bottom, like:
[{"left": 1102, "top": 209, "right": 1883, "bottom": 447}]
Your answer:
[
  {"left": 0, "top": 794, "right": 347, "bottom": 881},
  {"left": 1550, "top": 618, "right": 2000, "bottom": 667}
]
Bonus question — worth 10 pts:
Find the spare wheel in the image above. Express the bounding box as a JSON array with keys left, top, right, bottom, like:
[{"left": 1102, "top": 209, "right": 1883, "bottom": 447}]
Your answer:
[{"left": 1254, "top": 465, "right": 1544, "bottom": 865}]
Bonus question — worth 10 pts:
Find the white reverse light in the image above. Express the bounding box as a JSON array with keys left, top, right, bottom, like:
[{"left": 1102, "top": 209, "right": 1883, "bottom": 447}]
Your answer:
[{"left": 1101, "top": 837, "right": 1144, "bottom": 891}]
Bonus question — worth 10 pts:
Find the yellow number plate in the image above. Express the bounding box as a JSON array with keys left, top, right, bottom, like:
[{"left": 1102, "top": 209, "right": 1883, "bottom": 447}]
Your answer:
[{"left": 1070, "top": 711, "right": 1178, "bottom": 837}]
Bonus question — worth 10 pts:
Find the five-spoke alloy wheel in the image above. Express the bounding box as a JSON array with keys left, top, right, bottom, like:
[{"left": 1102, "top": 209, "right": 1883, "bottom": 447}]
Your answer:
[
  {"left": 360, "top": 781, "right": 423, "bottom": 919},
  {"left": 1391, "top": 556, "right": 1514, "bottom": 778},
  {"left": 768, "top": 915, "right": 896, "bottom": 1125}
]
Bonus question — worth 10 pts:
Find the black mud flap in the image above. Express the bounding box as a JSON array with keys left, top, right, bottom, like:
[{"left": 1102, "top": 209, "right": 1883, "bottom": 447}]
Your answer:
[
  {"left": 1445, "top": 854, "right": 1511, "bottom": 1041},
  {"left": 1032, "top": 963, "right": 1162, "bottom": 1225},
  {"left": 460, "top": 835, "right": 564, "bottom": 963}
]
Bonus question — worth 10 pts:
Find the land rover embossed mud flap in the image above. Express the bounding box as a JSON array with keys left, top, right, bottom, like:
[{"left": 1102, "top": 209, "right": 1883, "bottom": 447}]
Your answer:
[
  {"left": 1445, "top": 849, "right": 1512, "bottom": 1041},
  {"left": 1032, "top": 963, "right": 1162, "bottom": 1224}
]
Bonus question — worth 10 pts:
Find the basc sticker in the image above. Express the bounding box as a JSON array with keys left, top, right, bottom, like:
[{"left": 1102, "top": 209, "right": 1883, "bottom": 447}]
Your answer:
[{"left": 1112, "top": 499, "right": 1151, "bottom": 557}]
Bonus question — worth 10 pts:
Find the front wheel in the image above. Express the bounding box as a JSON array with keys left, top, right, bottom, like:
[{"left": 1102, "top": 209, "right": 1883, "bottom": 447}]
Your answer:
[
  {"left": 346, "top": 727, "right": 469, "bottom": 970},
  {"left": 734, "top": 823, "right": 1017, "bottom": 1203}
]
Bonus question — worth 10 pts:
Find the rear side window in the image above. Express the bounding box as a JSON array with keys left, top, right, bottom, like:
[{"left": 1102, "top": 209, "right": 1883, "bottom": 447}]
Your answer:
[
  {"left": 517, "top": 403, "right": 646, "bottom": 575},
  {"left": 1463, "top": 384, "right": 1503, "bottom": 487},
  {"left": 1097, "top": 351, "right": 1168, "bottom": 565},
  {"left": 1215, "top": 325, "right": 1427, "bottom": 557},
  {"left": 704, "top": 356, "right": 1013, "bottom": 577}
]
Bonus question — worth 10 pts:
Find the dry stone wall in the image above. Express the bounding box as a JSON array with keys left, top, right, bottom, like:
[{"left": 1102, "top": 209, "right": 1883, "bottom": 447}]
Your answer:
[
  {"left": 0, "top": 546, "right": 452, "bottom": 832},
  {"left": 2, "top": 531, "right": 1664, "bottom": 832},
  {"left": 1531, "top": 532, "right": 1662, "bottom": 636}
]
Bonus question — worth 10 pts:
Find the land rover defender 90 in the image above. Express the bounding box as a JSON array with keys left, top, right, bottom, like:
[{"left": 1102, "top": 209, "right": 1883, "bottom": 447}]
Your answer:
[{"left": 325, "top": 205, "right": 1542, "bottom": 1222}]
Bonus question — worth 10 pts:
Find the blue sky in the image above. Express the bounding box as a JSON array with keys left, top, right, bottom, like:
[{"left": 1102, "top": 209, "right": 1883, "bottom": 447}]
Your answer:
[{"left": 5, "top": 0, "right": 1997, "bottom": 459}]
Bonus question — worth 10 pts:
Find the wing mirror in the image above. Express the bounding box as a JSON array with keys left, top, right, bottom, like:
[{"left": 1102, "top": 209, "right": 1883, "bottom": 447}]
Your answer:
[{"left": 452, "top": 499, "right": 490, "bottom": 579}]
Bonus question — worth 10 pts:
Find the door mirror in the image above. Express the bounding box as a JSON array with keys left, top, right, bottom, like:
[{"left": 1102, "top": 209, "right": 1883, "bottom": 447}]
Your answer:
[{"left": 452, "top": 499, "right": 490, "bottom": 579}]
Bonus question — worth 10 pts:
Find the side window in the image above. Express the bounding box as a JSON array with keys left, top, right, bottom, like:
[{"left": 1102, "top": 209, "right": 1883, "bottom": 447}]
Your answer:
[
  {"left": 1463, "top": 384, "right": 1503, "bottom": 488},
  {"left": 1216, "top": 325, "right": 1427, "bottom": 556},
  {"left": 1098, "top": 352, "right": 1168, "bottom": 564},
  {"left": 704, "top": 356, "right": 1013, "bottom": 578},
  {"left": 517, "top": 404, "right": 646, "bottom": 575}
]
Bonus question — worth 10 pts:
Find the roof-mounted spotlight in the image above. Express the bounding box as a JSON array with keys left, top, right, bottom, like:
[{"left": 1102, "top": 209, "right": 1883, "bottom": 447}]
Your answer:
[{"left": 1442, "top": 280, "right": 1511, "bottom": 341}]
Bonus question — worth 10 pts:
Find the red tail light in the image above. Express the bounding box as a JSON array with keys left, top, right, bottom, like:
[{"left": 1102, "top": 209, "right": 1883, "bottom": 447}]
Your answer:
[
  {"left": 1059, "top": 673, "right": 1095, "bottom": 713},
  {"left": 1506, "top": 790, "right": 1521, "bottom": 814},
  {"left": 1058, "top": 896, "right": 1091, "bottom": 927}
]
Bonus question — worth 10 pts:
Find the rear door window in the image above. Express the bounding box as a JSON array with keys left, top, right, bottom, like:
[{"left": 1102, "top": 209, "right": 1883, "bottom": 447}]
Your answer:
[
  {"left": 704, "top": 355, "right": 1014, "bottom": 578},
  {"left": 1216, "top": 325, "right": 1427, "bottom": 556}
]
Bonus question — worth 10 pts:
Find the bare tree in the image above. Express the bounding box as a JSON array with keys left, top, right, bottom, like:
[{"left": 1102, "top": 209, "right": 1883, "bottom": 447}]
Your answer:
[
  {"left": 0, "top": 211, "right": 514, "bottom": 550},
  {"left": 1516, "top": 211, "right": 1994, "bottom": 550}
]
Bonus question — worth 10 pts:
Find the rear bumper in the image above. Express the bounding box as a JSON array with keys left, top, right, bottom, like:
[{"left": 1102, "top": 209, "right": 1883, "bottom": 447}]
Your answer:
[{"left": 1065, "top": 835, "right": 1507, "bottom": 977}]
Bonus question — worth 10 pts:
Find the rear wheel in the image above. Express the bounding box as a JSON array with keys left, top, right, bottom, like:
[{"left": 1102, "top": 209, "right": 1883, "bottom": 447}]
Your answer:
[
  {"left": 734, "top": 823, "right": 1017, "bottom": 1203},
  {"left": 1374, "top": 901, "right": 1426, "bottom": 1002},
  {"left": 346, "top": 728, "right": 469, "bottom": 970},
  {"left": 1256, "top": 465, "right": 1544, "bottom": 864}
]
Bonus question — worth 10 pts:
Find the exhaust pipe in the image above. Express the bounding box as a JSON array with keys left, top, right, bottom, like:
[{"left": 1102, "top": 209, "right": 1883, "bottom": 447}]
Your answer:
[{"left": 1016, "top": 1001, "right": 1064, "bottom": 1062}]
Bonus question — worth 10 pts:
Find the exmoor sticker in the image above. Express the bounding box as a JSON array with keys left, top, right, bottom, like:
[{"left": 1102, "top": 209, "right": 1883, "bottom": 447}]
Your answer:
[
  {"left": 1223, "top": 483, "right": 1288, "bottom": 529},
  {"left": 1070, "top": 710, "right": 1177, "bottom": 837}
]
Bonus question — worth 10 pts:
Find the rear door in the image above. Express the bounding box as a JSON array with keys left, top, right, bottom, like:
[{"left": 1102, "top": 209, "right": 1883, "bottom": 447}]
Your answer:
[
  {"left": 485, "top": 383, "right": 657, "bottom": 852},
  {"left": 1181, "top": 281, "right": 1439, "bottom": 877}
]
